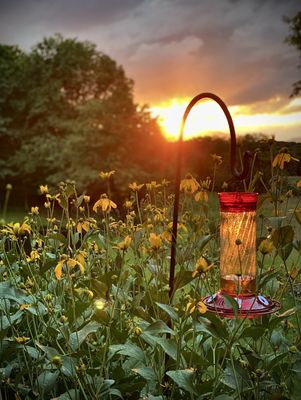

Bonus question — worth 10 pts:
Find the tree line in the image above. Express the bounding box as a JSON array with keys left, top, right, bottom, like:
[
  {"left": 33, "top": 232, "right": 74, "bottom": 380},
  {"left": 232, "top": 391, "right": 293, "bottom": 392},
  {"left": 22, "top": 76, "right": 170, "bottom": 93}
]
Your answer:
[{"left": 0, "top": 34, "right": 300, "bottom": 209}]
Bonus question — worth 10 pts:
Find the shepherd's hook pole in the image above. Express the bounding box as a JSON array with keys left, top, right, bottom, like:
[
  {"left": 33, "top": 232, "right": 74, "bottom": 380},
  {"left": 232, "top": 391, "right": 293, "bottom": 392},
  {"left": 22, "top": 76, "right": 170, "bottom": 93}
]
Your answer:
[{"left": 168, "top": 92, "right": 252, "bottom": 301}]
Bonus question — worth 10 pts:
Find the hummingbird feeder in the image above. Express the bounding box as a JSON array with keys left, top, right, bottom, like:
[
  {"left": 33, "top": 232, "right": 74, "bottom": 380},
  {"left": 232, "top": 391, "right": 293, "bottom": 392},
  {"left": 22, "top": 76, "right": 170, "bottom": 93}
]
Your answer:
[{"left": 169, "top": 92, "right": 280, "bottom": 318}]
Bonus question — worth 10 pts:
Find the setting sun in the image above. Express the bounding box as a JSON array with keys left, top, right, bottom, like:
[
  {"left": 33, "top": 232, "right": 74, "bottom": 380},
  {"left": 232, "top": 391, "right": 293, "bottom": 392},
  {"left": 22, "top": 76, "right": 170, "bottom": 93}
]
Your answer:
[
  {"left": 151, "top": 98, "right": 230, "bottom": 141},
  {"left": 151, "top": 97, "right": 301, "bottom": 142}
]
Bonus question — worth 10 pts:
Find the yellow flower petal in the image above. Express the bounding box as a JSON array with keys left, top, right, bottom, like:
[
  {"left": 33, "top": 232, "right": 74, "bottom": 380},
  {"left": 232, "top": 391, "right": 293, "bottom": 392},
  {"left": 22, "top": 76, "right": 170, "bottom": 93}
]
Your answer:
[
  {"left": 149, "top": 233, "right": 162, "bottom": 251},
  {"left": 54, "top": 260, "right": 64, "bottom": 280},
  {"left": 196, "top": 301, "right": 207, "bottom": 314}
]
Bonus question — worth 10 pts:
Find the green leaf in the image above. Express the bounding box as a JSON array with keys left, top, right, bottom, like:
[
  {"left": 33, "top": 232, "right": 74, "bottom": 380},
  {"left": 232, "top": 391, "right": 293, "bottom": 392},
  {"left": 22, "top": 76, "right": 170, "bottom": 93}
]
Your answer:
[
  {"left": 35, "top": 370, "right": 59, "bottom": 393},
  {"left": 58, "top": 389, "right": 80, "bottom": 399},
  {"left": 155, "top": 338, "right": 177, "bottom": 360},
  {"left": 36, "top": 343, "right": 59, "bottom": 359},
  {"left": 271, "top": 225, "right": 294, "bottom": 248},
  {"left": 58, "top": 195, "right": 68, "bottom": 209},
  {"left": 109, "top": 343, "right": 146, "bottom": 363},
  {"left": 23, "top": 346, "right": 41, "bottom": 359},
  {"left": 166, "top": 369, "right": 197, "bottom": 395},
  {"left": 240, "top": 326, "right": 266, "bottom": 340},
  {"left": 264, "top": 352, "right": 288, "bottom": 370},
  {"left": 0, "top": 310, "right": 23, "bottom": 330},
  {"left": 196, "top": 234, "right": 213, "bottom": 252},
  {"left": 61, "top": 355, "right": 76, "bottom": 377},
  {"left": 173, "top": 270, "right": 194, "bottom": 292},
  {"left": 155, "top": 302, "right": 179, "bottom": 321},
  {"left": 294, "top": 210, "right": 301, "bottom": 225},
  {"left": 0, "top": 282, "right": 30, "bottom": 304},
  {"left": 221, "top": 362, "right": 251, "bottom": 392},
  {"left": 278, "top": 241, "right": 294, "bottom": 261},
  {"left": 221, "top": 293, "right": 238, "bottom": 317},
  {"left": 48, "top": 232, "right": 67, "bottom": 245},
  {"left": 196, "top": 312, "right": 229, "bottom": 341},
  {"left": 257, "top": 270, "right": 279, "bottom": 291},
  {"left": 69, "top": 321, "right": 101, "bottom": 351},
  {"left": 91, "top": 278, "right": 108, "bottom": 297},
  {"left": 133, "top": 367, "right": 157, "bottom": 382},
  {"left": 144, "top": 320, "right": 174, "bottom": 336}
]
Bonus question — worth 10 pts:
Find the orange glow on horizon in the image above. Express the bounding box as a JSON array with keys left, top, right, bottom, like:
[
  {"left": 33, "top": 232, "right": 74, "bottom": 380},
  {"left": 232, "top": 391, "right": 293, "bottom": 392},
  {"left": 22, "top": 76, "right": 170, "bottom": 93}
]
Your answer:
[{"left": 151, "top": 97, "right": 301, "bottom": 141}]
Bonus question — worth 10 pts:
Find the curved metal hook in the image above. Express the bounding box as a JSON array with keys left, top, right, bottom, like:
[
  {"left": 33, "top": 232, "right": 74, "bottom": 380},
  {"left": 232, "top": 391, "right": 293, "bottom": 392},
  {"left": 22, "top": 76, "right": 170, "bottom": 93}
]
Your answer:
[{"left": 169, "top": 92, "right": 252, "bottom": 301}]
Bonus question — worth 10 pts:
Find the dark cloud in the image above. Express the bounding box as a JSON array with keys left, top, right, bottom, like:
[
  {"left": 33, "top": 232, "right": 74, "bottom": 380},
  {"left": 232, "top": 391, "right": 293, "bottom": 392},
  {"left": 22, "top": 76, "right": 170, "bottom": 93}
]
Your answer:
[{"left": 0, "top": 0, "right": 300, "bottom": 110}]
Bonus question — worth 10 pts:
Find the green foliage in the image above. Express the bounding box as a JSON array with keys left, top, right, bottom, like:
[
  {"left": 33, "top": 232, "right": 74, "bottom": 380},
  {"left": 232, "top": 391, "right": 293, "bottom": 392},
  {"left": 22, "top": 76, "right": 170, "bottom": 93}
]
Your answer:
[
  {"left": 0, "top": 153, "right": 301, "bottom": 399},
  {"left": 284, "top": 11, "right": 301, "bottom": 97},
  {"left": 0, "top": 34, "right": 165, "bottom": 198}
]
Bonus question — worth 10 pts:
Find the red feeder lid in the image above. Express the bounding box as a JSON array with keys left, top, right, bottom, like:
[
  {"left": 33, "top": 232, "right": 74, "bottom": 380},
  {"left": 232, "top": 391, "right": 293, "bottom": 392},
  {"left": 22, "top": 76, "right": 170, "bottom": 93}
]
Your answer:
[
  {"left": 203, "top": 292, "right": 280, "bottom": 318},
  {"left": 219, "top": 192, "right": 258, "bottom": 213}
]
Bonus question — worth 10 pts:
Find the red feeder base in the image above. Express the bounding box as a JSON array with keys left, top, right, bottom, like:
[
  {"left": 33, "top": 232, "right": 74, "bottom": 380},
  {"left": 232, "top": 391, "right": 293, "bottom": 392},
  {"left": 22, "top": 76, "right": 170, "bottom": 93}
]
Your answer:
[{"left": 203, "top": 292, "right": 280, "bottom": 318}]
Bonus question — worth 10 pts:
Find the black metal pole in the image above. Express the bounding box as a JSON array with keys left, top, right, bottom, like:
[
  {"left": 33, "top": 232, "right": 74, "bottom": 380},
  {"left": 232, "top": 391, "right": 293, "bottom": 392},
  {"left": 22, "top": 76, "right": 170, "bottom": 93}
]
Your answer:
[{"left": 168, "top": 92, "right": 251, "bottom": 301}]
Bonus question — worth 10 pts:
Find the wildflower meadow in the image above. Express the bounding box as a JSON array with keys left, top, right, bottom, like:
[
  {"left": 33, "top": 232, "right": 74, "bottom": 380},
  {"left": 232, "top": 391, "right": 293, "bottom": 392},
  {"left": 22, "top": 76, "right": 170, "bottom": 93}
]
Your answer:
[{"left": 0, "top": 144, "right": 301, "bottom": 399}]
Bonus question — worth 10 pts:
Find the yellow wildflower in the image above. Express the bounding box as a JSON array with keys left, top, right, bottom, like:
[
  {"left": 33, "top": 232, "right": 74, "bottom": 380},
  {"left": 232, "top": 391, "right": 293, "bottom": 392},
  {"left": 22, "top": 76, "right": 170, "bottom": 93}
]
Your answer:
[
  {"left": 26, "top": 250, "right": 40, "bottom": 263},
  {"left": 39, "top": 185, "right": 48, "bottom": 194},
  {"left": 196, "top": 301, "right": 207, "bottom": 314},
  {"left": 124, "top": 200, "right": 133, "bottom": 209},
  {"left": 149, "top": 232, "right": 162, "bottom": 251},
  {"left": 15, "top": 336, "right": 30, "bottom": 344},
  {"left": 51, "top": 355, "right": 62, "bottom": 367},
  {"left": 19, "top": 304, "right": 32, "bottom": 311},
  {"left": 194, "top": 191, "right": 208, "bottom": 203},
  {"left": 99, "top": 170, "right": 115, "bottom": 180},
  {"left": 180, "top": 175, "right": 200, "bottom": 194},
  {"left": 6, "top": 183, "right": 12, "bottom": 191},
  {"left": 192, "top": 257, "right": 211, "bottom": 278},
  {"left": 76, "top": 250, "right": 87, "bottom": 267},
  {"left": 76, "top": 219, "right": 91, "bottom": 234},
  {"left": 129, "top": 182, "right": 144, "bottom": 191},
  {"left": 79, "top": 206, "right": 85, "bottom": 213},
  {"left": 146, "top": 181, "right": 161, "bottom": 190},
  {"left": 44, "top": 201, "right": 51, "bottom": 209},
  {"left": 31, "top": 206, "right": 39, "bottom": 215},
  {"left": 154, "top": 209, "right": 165, "bottom": 222},
  {"left": 161, "top": 230, "right": 172, "bottom": 242},
  {"left": 117, "top": 235, "right": 132, "bottom": 251},
  {"left": 93, "top": 194, "right": 117, "bottom": 213},
  {"left": 66, "top": 219, "right": 75, "bottom": 229},
  {"left": 186, "top": 301, "right": 196, "bottom": 313},
  {"left": 161, "top": 179, "right": 170, "bottom": 187},
  {"left": 95, "top": 299, "right": 106, "bottom": 310},
  {"left": 54, "top": 255, "right": 84, "bottom": 280},
  {"left": 297, "top": 180, "right": 301, "bottom": 188},
  {"left": 258, "top": 239, "right": 273, "bottom": 255},
  {"left": 47, "top": 218, "right": 57, "bottom": 224},
  {"left": 84, "top": 195, "right": 90, "bottom": 203},
  {"left": 200, "top": 177, "right": 211, "bottom": 190},
  {"left": 272, "top": 151, "right": 299, "bottom": 170},
  {"left": 132, "top": 326, "right": 142, "bottom": 336},
  {"left": 2, "top": 222, "right": 31, "bottom": 238}
]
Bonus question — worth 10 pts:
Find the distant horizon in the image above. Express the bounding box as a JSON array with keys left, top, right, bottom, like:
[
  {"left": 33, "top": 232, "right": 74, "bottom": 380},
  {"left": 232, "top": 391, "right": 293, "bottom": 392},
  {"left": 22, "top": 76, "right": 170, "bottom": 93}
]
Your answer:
[{"left": 161, "top": 130, "right": 301, "bottom": 144}]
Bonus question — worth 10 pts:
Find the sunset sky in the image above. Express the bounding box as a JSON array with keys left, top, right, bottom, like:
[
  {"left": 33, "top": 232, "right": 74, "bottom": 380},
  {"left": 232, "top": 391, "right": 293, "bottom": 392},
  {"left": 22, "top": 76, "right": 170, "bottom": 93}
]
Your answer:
[{"left": 1, "top": 0, "right": 300, "bottom": 142}]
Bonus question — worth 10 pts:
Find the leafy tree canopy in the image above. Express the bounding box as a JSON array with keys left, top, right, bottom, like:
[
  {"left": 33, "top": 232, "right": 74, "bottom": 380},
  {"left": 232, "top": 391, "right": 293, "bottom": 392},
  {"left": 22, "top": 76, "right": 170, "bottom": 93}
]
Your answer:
[
  {"left": 0, "top": 34, "right": 166, "bottom": 201},
  {"left": 284, "top": 11, "right": 301, "bottom": 97}
]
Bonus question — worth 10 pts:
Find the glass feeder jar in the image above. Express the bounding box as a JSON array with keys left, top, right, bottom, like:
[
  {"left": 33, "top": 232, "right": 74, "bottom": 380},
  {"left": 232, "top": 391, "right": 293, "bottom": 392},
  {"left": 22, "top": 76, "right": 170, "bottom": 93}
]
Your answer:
[{"left": 219, "top": 192, "right": 257, "bottom": 296}]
